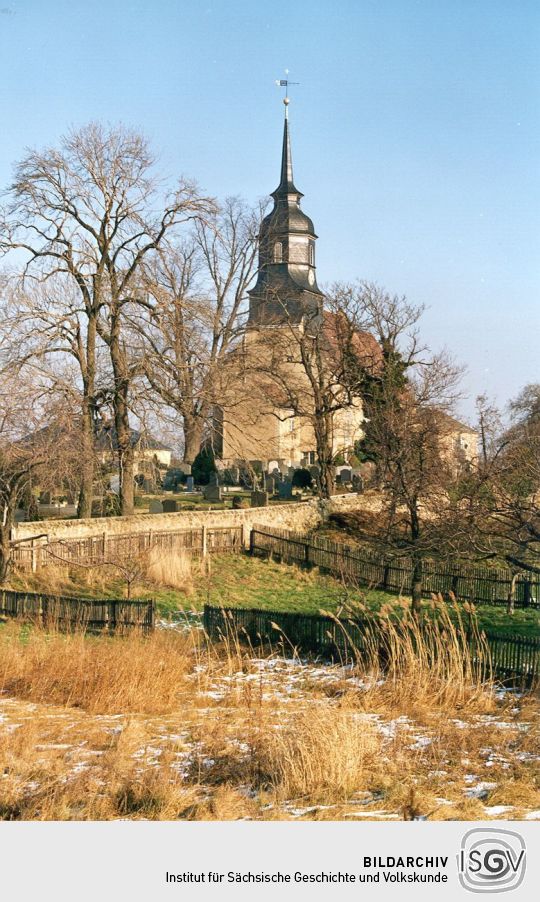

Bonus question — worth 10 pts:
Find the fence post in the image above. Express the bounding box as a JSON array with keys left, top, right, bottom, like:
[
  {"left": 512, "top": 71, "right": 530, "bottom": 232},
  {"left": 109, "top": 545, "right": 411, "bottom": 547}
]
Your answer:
[
  {"left": 102, "top": 532, "right": 106, "bottom": 559},
  {"left": 305, "top": 541, "right": 310, "bottom": 566},
  {"left": 249, "top": 528, "right": 255, "bottom": 556},
  {"left": 201, "top": 525, "right": 207, "bottom": 557},
  {"left": 31, "top": 539, "right": 37, "bottom": 574},
  {"left": 148, "top": 529, "right": 153, "bottom": 550}
]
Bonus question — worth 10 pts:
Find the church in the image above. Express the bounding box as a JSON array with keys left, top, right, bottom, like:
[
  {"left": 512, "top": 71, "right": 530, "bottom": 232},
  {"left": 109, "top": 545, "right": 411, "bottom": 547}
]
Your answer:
[{"left": 214, "top": 99, "right": 375, "bottom": 473}]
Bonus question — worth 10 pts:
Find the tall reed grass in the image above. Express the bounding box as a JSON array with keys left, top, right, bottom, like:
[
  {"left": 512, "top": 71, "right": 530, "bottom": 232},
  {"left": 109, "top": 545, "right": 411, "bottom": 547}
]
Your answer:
[{"left": 0, "top": 598, "right": 533, "bottom": 822}]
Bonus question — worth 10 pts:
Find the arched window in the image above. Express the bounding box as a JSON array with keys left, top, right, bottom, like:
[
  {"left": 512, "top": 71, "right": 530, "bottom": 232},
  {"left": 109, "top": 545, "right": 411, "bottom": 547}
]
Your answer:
[
  {"left": 273, "top": 241, "right": 283, "bottom": 263},
  {"left": 308, "top": 241, "right": 315, "bottom": 266}
]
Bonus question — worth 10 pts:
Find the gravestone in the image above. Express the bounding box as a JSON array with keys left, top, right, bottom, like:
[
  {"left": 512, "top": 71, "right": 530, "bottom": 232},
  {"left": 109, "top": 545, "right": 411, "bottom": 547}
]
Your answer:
[
  {"left": 277, "top": 480, "right": 293, "bottom": 500},
  {"left": 340, "top": 468, "right": 352, "bottom": 483},
  {"left": 265, "top": 474, "right": 275, "bottom": 494},
  {"left": 186, "top": 476, "right": 195, "bottom": 493},
  {"left": 149, "top": 500, "right": 163, "bottom": 514},
  {"left": 162, "top": 499, "right": 178, "bottom": 513},
  {"left": 352, "top": 474, "right": 364, "bottom": 493},
  {"left": 250, "top": 490, "right": 269, "bottom": 508},
  {"left": 204, "top": 484, "right": 222, "bottom": 503},
  {"left": 225, "top": 465, "right": 240, "bottom": 486}
]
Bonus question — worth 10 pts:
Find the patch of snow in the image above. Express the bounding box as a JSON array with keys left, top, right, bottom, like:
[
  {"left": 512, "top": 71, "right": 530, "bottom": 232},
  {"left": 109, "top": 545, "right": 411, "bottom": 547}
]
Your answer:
[
  {"left": 35, "top": 743, "right": 72, "bottom": 750},
  {"left": 409, "top": 736, "right": 432, "bottom": 750},
  {"left": 344, "top": 810, "right": 400, "bottom": 819},
  {"left": 483, "top": 805, "right": 514, "bottom": 816},
  {"left": 465, "top": 781, "right": 497, "bottom": 799}
]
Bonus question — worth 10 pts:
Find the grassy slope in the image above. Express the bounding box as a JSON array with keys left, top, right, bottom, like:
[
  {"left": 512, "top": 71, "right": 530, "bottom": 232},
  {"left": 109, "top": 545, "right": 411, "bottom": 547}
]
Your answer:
[
  {"left": 190, "top": 554, "right": 539, "bottom": 638},
  {"left": 9, "top": 552, "right": 538, "bottom": 638}
]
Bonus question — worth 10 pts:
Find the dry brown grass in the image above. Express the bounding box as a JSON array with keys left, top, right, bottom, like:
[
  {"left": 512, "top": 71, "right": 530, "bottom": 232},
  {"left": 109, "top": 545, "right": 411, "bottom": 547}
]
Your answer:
[
  {"left": 321, "top": 596, "right": 494, "bottom": 717},
  {"left": 142, "top": 547, "right": 195, "bottom": 594},
  {"left": 254, "top": 707, "right": 381, "bottom": 802},
  {"left": 11, "top": 546, "right": 201, "bottom": 600},
  {"left": 0, "top": 621, "right": 197, "bottom": 714},
  {"left": 0, "top": 610, "right": 538, "bottom": 821}
]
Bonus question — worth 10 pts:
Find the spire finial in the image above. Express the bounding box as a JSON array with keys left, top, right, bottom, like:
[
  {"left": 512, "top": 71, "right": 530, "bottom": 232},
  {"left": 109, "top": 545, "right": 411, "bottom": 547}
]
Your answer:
[{"left": 275, "top": 69, "right": 299, "bottom": 119}]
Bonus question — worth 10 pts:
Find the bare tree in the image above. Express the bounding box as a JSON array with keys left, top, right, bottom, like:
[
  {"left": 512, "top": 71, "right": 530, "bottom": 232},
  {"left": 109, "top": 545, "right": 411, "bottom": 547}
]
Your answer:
[
  {"left": 138, "top": 197, "right": 260, "bottom": 462},
  {"left": 475, "top": 393, "right": 502, "bottom": 470},
  {"left": 0, "top": 276, "right": 111, "bottom": 517},
  {"left": 1, "top": 122, "right": 214, "bottom": 515},
  {"left": 340, "top": 283, "right": 465, "bottom": 614},
  {"left": 460, "top": 384, "right": 540, "bottom": 612},
  {"left": 0, "top": 364, "right": 80, "bottom": 582}
]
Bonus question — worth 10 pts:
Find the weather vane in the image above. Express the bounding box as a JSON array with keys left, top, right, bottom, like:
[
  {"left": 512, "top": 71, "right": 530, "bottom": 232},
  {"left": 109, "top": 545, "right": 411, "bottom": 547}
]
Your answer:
[{"left": 275, "top": 69, "right": 299, "bottom": 117}]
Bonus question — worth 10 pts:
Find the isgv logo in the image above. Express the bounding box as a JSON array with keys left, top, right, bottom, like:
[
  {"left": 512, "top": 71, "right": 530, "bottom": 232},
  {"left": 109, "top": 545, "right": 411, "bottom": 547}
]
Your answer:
[{"left": 458, "top": 828, "right": 526, "bottom": 893}]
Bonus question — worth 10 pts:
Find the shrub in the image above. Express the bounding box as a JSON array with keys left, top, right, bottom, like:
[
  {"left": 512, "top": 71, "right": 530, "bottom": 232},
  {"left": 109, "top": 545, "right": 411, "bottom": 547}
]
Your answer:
[
  {"left": 192, "top": 446, "right": 216, "bottom": 485},
  {"left": 292, "top": 468, "right": 312, "bottom": 489}
]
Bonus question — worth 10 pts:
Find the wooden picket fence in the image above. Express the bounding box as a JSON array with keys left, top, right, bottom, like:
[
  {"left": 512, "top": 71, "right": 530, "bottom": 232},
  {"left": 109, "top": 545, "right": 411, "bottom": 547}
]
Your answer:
[
  {"left": 203, "top": 604, "right": 539, "bottom": 687},
  {"left": 11, "top": 525, "right": 245, "bottom": 571},
  {"left": 0, "top": 589, "right": 155, "bottom": 632},
  {"left": 250, "top": 527, "right": 540, "bottom": 609}
]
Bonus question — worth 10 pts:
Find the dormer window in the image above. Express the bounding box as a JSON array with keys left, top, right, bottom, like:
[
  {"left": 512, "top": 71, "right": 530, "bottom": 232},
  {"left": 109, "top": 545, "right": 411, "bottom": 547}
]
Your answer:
[
  {"left": 308, "top": 241, "right": 315, "bottom": 266},
  {"left": 273, "top": 241, "right": 283, "bottom": 263}
]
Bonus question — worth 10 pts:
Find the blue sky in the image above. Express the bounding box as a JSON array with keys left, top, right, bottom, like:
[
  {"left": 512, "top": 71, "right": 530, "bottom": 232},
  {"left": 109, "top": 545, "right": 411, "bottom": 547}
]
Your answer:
[{"left": 1, "top": 0, "right": 538, "bottom": 420}]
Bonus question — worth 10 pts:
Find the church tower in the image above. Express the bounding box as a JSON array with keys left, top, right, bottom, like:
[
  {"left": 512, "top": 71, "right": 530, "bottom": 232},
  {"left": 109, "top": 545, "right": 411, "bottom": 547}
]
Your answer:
[
  {"left": 218, "top": 92, "right": 369, "bottom": 470},
  {"left": 248, "top": 101, "right": 323, "bottom": 326}
]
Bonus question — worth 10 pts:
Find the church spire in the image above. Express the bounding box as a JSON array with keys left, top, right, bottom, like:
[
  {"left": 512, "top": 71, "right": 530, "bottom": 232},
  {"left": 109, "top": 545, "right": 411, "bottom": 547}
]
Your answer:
[
  {"left": 272, "top": 114, "right": 302, "bottom": 199},
  {"left": 247, "top": 94, "right": 322, "bottom": 327}
]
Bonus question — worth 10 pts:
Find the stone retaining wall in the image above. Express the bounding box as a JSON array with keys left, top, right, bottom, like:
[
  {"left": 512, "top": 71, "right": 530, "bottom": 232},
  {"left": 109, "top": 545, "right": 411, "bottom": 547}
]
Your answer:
[{"left": 12, "top": 493, "right": 377, "bottom": 545}]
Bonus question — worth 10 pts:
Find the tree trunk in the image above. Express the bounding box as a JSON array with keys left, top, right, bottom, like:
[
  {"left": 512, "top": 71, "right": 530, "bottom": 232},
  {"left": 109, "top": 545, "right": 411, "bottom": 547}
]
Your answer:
[
  {"left": 411, "top": 554, "right": 423, "bottom": 616},
  {"left": 314, "top": 415, "right": 334, "bottom": 500},
  {"left": 0, "top": 507, "right": 13, "bottom": 584},
  {"left": 410, "top": 505, "right": 423, "bottom": 616},
  {"left": 115, "top": 389, "right": 134, "bottom": 516},
  {"left": 319, "top": 460, "right": 335, "bottom": 500},
  {"left": 506, "top": 572, "right": 519, "bottom": 615},
  {"left": 183, "top": 416, "right": 204, "bottom": 465},
  {"left": 77, "top": 401, "right": 95, "bottom": 518},
  {"left": 108, "top": 314, "right": 134, "bottom": 517},
  {"left": 77, "top": 314, "right": 97, "bottom": 519}
]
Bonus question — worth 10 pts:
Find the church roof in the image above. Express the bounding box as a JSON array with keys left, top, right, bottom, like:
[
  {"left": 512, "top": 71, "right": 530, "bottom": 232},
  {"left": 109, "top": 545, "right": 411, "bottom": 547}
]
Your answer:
[
  {"left": 430, "top": 409, "right": 477, "bottom": 435},
  {"left": 322, "top": 311, "right": 383, "bottom": 374},
  {"left": 95, "top": 425, "right": 172, "bottom": 452}
]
